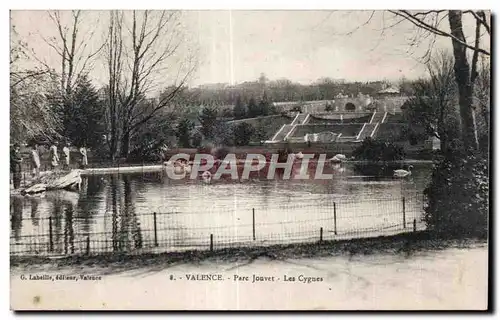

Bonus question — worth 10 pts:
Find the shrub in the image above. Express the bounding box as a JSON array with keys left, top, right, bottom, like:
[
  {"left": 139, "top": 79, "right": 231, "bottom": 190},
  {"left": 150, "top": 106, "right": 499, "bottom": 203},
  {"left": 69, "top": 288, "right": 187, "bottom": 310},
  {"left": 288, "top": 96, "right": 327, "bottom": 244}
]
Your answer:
[
  {"left": 352, "top": 137, "right": 405, "bottom": 162},
  {"left": 233, "top": 122, "right": 255, "bottom": 146},
  {"left": 423, "top": 151, "right": 488, "bottom": 238}
]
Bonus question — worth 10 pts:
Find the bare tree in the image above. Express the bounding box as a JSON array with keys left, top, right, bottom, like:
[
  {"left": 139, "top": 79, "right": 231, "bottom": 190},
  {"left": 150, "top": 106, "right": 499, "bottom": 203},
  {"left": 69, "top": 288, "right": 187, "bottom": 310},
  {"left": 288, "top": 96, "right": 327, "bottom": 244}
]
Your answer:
[
  {"left": 10, "top": 21, "right": 52, "bottom": 89},
  {"left": 10, "top": 19, "right": 61, "bottom": 143},
  {"left": 10, "top": 70, "right": 62, "bottom": 144},
  {"left": 105, "top": 10, "right": 197, "bottom": 158},
  {"left": 105, "top": 10, "right": 124, "bottom": 160},
  {"left": 405, "top": 51, "right": 458, "bottom": 152},
  {"left": 388, "top": 10, "right": 490, "bottom": 152},
  {"left": 475, "top": 56, "right": 490, "bottom": 129},
  {"left": 42, "top": 10, "right": 105, "bottom": 96}
]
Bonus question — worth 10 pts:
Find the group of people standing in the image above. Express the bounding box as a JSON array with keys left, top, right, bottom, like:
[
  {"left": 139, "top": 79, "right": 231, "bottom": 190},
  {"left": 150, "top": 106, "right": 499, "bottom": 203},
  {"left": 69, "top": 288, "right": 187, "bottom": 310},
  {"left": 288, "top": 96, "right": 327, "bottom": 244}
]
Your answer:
[{"left": 10, "top": 142, "right": 89, "bottom": 190}]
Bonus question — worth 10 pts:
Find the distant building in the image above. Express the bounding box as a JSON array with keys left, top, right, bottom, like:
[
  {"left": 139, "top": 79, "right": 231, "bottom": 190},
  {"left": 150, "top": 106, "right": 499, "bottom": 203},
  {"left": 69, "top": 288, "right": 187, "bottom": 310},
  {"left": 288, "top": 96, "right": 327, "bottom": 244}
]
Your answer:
[{"left": 376, "top": 87, "right": 400, "bottom": 96}]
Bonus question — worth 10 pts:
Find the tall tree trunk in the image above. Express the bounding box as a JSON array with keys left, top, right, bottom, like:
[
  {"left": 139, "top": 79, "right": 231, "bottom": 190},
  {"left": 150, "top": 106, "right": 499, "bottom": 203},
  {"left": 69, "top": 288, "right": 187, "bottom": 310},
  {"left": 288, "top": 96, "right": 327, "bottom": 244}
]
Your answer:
[
  {"left": 437, "top": 104, "right": 447, "bottom": 153},
  {"left": 120, "top": 130, "right": 130, "bottom": 158},
  {"left": 448, "top": 10, "right": 479, "bottom": 152},
  {"left": 110, "top": 119, "right": 118, "bottom": 161}
]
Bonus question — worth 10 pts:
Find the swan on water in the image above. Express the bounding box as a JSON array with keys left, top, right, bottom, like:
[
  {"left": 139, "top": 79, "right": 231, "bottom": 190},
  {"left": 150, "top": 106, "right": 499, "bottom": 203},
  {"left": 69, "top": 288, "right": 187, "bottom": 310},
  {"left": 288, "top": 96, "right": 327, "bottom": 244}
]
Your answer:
[
  {"left": 394, "top": 165, "right": 413, "bottom": 178},
  {"left": 329, "top": 155, "right": 342, "bottom": 163},
  {"left": 201, "top": 171, "right": 212, "bottom": 184},
  {"left": 173, "top": 166, "right": 182, "bottom": 175},
  {"left": 329, "top": 153, "right": 347, "bottom": 164},
  {"left": 183, "top": 162, "right": 192, "bottom": 174},
  {"left": 76, "top": 176, "right": 82, "bottom": 190}
]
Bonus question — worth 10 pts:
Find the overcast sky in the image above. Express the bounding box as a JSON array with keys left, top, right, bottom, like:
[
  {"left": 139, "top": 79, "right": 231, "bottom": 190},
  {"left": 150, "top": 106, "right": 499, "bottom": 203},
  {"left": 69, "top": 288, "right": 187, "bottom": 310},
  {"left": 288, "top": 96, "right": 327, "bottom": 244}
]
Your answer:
[{"left": 11, "top": 10, "right": 486, "bottom": 88}]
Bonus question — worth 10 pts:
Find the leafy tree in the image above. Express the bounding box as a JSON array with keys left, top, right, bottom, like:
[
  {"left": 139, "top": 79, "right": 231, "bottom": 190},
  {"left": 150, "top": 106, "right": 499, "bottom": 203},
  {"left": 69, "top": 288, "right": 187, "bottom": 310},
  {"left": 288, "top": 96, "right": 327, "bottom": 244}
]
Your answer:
[
  {"left": 233, "top": 122, "right": 255, "bottom": 146},
  {"left": 213, "top": 122, "right": 234, "bottom": 146},
  {"left": 246, "top": 97, "right": 260, "bottom": 118},
  {"left": 60, "top": 76, "right": 105, "bottom": 149},
  {"left": 176, "top": 118, "right": 194, "bottom": 148},
  {"left": 233, "top": 95, "right": 246, "bottom": 119},
  {"left": 198, "top": 106, "right": 218, "bottom": 140}
]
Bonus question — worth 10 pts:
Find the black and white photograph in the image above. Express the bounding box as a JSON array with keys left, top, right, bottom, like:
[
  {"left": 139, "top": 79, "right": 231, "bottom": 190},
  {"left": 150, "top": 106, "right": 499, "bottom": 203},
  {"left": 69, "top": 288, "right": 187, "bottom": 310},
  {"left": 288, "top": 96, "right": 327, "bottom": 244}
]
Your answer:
[{"left": 8, "top": 7, "right": 490, "bottom": 310}]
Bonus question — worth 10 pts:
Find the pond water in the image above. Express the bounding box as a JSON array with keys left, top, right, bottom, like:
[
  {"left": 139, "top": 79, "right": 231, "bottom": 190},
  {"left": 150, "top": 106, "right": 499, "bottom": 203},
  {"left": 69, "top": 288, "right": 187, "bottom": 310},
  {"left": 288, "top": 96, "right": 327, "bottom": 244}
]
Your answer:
[{"left": 10, "top": 162, "right": 432, "bottom": 256}]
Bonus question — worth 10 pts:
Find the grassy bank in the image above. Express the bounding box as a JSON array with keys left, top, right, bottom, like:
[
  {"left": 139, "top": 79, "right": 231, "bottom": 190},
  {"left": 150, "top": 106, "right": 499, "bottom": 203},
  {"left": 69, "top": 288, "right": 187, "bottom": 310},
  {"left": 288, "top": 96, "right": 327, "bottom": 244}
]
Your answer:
[{"left": 10, "top": 231, "right": 487, "bottom": 273}]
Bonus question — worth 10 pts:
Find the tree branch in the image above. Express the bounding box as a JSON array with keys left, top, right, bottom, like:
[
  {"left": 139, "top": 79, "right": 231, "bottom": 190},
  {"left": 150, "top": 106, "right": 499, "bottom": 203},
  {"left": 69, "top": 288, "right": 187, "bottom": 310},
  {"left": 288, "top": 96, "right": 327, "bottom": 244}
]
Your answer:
[
  {"left": 465, "top": 10, "right": 490, "bottom": 35},
  {"left": 470, "top": 15, "right": 482, "bottom": 84},
  {"left": 389, "top": 10, "right": 490, "bottom": 56}
]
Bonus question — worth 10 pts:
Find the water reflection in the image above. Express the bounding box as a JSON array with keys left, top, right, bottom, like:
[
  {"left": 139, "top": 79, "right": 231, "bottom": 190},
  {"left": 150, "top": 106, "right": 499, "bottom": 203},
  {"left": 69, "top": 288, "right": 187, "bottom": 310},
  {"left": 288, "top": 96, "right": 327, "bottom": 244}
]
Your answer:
[
  {"left": 10, "top": 196, "right": 23, "bottom": 241},
  {"left": 30, "top": 197, "right": 40, "bottom": 225},
  {"left": 10, "top": 162, "right": 432, "bottom": 255}
]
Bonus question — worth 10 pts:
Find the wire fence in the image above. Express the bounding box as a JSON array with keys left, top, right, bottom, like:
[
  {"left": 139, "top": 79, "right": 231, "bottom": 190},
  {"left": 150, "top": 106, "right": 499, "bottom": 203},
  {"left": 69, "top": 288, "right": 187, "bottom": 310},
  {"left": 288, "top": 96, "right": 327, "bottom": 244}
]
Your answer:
[{"left": 10, "top": 193, "right": 426, "bottom": 257}]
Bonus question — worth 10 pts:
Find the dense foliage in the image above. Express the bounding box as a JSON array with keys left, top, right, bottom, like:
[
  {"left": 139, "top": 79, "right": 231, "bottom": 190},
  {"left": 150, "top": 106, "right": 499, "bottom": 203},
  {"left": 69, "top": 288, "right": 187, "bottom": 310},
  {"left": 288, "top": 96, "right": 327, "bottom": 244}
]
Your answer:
[
  {"left": 58, "top": 76, "right": 105, "bottom": 149},
  {"left": 233, "top": 123, "right": 255, "bottom": 146},
  {"left": 352, "top": 138, "right": 405, "bottom": 162},
  {"left": 176, "top": 119, "right": 195, "bottom": 148},
  {"left": 424, "top": 150, "right": 488, "bottom": 238}
]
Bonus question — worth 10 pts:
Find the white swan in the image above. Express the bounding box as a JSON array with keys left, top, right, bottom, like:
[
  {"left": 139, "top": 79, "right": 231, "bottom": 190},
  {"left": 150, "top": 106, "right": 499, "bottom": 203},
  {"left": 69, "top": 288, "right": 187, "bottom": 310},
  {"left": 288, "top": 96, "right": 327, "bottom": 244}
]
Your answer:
[
  {"left": 329, "top": 155, "right": 342, "bottom": 163},
  {"left": 76, "top": 176, "right": 82, "bottom": 191},
  {"left": 183, "top": 163, "right": 192, "bottom": 174},
  {"left": 173, "top": 164, "right": 185, "bottom": 175},
  {"left": 201, "top": 171, "right": 212, "bottom": 184},
  {"left": 394, "top": 165, "right": 413, "bottom": 178}
]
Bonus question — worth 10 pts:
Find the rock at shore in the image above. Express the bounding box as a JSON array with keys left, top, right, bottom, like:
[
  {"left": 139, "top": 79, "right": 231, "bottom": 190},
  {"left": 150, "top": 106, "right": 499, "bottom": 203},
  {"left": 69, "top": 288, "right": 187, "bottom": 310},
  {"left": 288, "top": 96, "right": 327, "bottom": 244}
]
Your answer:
[{"left": 21, "top": 169, "right": 82, "bottom": 195}]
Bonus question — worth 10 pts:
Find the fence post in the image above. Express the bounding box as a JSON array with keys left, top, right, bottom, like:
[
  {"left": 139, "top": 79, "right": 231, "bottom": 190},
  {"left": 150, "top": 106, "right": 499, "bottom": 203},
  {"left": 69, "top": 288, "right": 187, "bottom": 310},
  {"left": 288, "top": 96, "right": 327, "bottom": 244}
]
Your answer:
[
  {"left": 86, "top": 235, "right": 90, "bottom": 255},
  {"left": 252, "top": 208, "right": 256, "bottom": 241},
  {"left": 153, "top": 212, "right": 158, "bottom": 246},
  {"left": 320, "top": 227, "right": 323, "bottom": 243},
  {"left": 210, "top": 234, "right": 213, "bottom": 252},
  {"left": 333, "top": 202, "right": 337, "bottom": 235},
  {"left": 402, "top": 197, "right": 406, "bottom": 229},
  {"left": 413, "top": 219, "right": 417, "bottom": 232},
  {"left": 49, "top": 217, "right": 53, "bottom": 252}
]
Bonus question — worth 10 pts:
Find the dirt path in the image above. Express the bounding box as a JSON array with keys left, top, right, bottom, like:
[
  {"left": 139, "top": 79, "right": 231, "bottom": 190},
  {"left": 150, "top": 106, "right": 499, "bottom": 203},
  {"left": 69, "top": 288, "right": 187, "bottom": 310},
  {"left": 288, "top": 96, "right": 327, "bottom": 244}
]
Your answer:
[{"left": 10, "top": 244, "right": 488, "bottom": 310}]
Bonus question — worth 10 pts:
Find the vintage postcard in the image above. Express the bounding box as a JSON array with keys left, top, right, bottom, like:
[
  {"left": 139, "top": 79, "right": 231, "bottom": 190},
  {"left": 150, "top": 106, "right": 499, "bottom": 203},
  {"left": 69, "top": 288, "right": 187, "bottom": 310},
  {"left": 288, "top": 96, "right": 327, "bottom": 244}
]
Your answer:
[{"left": 9, "top": 9, "right": 490, "bottom": 310}]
